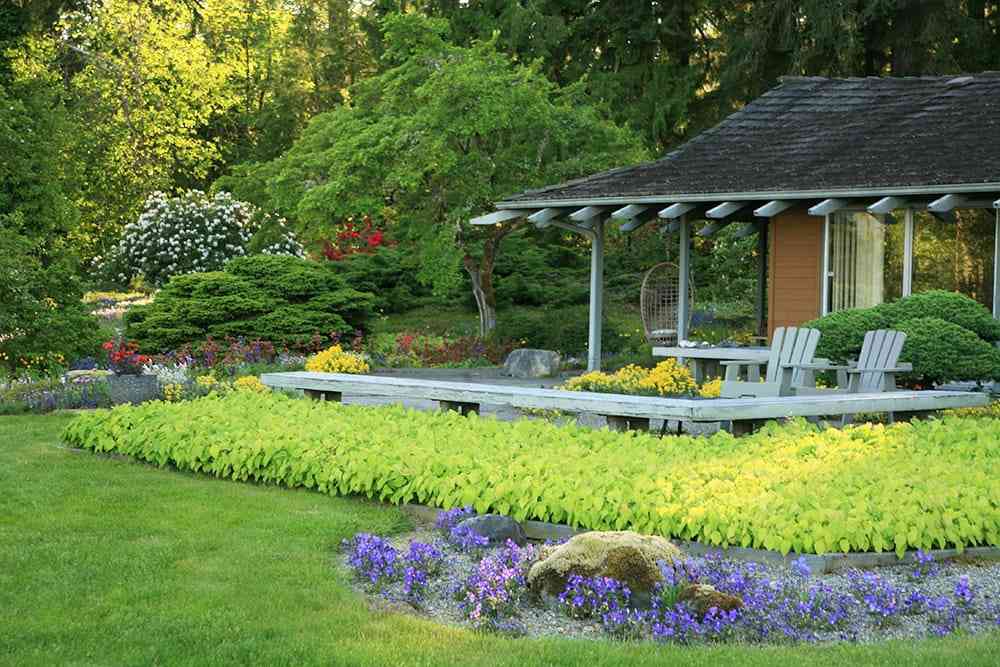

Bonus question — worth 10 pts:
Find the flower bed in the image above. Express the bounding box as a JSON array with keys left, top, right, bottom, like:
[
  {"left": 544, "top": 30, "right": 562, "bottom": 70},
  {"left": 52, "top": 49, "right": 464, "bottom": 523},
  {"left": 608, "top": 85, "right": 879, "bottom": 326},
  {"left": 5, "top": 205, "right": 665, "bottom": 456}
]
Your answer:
[
  {"left": 62, "top": 392, "right": 1000, "bottom": 556},
  {"left": 340, "top": 514, "right": 1000, "bottom": 643}
]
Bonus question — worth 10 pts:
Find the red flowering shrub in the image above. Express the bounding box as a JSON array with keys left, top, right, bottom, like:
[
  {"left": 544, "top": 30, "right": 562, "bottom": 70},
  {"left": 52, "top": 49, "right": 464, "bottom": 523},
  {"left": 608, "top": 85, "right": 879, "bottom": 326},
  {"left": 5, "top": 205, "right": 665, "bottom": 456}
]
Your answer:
[
  {"left": 103, "top": 339, "right": 150, "bottom": 375},
  {"left": 322, "top": 216, "right": 390, "bottom": 261}
]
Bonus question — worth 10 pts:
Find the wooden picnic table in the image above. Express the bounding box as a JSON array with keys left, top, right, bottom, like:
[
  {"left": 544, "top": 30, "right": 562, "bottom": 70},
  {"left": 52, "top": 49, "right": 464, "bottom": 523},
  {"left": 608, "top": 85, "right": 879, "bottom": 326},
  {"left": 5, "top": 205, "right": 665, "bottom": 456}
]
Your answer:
[{"left": 652, "top": 345, "right": 771, "bottom": 383}]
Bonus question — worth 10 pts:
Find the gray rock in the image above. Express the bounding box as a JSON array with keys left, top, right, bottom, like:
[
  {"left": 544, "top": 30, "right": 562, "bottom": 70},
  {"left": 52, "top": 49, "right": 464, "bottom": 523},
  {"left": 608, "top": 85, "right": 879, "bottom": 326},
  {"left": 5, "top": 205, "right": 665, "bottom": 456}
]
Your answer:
[
  {"left": 107, "top": 374, "right": 160, "bottom": 405},
  {"left": 456, "top": 514, "right": 527, "bottom": 546},
  {"left": 503, "top": 349, "right": 561, "bottom": 379}
]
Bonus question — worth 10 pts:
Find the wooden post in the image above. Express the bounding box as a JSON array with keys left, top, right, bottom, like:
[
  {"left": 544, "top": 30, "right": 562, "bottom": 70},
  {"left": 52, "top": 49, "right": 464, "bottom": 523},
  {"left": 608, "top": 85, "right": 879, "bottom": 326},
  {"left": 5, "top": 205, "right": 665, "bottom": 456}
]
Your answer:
[
  {"left": 304, "top": 389, "right": 342, "bottom": 402},
  {"left": 755, "top": 222, "right": 768, "bottom": 337},
  {"left": 677, "top": 214, "right": 691, "bottom": 342},
  {"left": 439, "top": 400, "right": 479, "bottom": 415},
  {"left": 903, "top": 208, "right": 914, "bottom": 297},
  {"left": 605, "top": 415, "right": 651, "bottom": 432},
  {"left": 993, "top": 208, "right": 999, "bottom": 318},
  {"left": 587, "top": 218, "right": 605, "bottom": 371}
]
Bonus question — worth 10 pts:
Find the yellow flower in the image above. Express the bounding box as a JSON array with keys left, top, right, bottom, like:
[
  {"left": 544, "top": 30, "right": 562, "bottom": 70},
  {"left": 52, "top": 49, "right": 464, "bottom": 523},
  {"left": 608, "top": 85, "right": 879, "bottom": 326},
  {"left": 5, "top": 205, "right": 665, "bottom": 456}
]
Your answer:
[
  {"left": 636, "top": 359, "right": 697, "bottom": 396},
  {"left": 699, "top": 378, "right": 722, "bottom": 398},
  {"left": 163, "top": 383, "right": 185, "bottom": 402},
  {"left": 196, "top": 374, "right": 219, "bottom": 388},
  {"left": 305, "top": 345, "right": 370, "bottom": 374},
  {"left": 233, "top": 376, "right": 269, "bottom": 393}
]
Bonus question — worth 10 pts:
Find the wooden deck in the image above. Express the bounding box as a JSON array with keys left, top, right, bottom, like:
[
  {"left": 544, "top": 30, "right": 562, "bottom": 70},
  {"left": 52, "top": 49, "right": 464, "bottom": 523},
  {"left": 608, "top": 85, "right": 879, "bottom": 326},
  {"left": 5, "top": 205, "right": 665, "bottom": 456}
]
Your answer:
[{"left": 260, "top": 372, "right": 988, "bottom": 435}]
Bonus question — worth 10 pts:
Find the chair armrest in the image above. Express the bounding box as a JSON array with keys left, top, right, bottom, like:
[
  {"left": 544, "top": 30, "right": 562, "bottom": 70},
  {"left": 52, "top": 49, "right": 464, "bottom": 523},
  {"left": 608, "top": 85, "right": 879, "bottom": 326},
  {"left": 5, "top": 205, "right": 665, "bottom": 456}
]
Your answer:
[
  {"left": 719, "top": 359, "right": 766, "bottom": 366},
  {"left": 846, "top": 364, "right": 913, "bottom": 374},
  {"left": 780, "top": 362, "right": 850, "bottom": 371}
]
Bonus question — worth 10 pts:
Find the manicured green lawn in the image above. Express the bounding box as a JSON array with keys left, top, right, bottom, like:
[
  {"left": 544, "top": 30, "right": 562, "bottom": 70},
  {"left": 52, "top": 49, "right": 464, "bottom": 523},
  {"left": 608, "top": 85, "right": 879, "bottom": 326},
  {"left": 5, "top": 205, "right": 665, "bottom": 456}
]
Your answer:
[{"left": 3, "top": 414, "right": 999, "bottom": 666}]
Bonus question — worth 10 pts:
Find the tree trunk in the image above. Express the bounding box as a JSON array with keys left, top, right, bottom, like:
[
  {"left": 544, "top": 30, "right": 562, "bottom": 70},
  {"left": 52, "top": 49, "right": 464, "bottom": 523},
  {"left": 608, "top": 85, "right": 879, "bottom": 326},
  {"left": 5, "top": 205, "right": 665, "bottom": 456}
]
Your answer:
[{"left": 462, "top": 221, "right": 523, "bottom": 338}]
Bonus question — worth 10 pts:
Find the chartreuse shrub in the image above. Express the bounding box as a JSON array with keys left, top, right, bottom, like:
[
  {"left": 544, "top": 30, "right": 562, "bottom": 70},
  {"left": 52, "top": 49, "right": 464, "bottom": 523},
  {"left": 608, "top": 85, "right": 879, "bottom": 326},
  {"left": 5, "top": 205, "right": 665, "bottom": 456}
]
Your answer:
[
  {"left": 63, "top": 393, "right": 1000, "bottom": 557},
  {"left": 804, "top": 290, "right": 1000, "bottom": 384},
  {"left": 125, "top": 255, "right": 377, "bottom": 352}
]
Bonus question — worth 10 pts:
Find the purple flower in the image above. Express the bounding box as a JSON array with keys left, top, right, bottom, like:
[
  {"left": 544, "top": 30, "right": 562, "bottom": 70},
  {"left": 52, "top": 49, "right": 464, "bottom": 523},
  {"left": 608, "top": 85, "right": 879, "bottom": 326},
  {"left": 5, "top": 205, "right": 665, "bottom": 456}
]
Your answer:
[
  {"left": 791, "top": 556, "right": 811, "bottom": 578},
  {"left": 953, "top": 575, "right": 976, "bottom": 608},
  {"left": 846, "top": 570, "right": 902, "bottom": 624},
  {"left": 449, "top": 524, "right": 489, "bottom": 552},
  {"left": 911, "top": 549, "right": 939, "bottom": 580},
  {"left": 435, "top": 506, "right": 475, "bottom": 534},
  {"left": 558, "top": 575, "right": 632, "bottom": 620},
  {"left": 457, "top": 542, "right": 533, "bottom": 631},
  {"left": 343, "top": 533, "right": 399, "bottom": 590}
]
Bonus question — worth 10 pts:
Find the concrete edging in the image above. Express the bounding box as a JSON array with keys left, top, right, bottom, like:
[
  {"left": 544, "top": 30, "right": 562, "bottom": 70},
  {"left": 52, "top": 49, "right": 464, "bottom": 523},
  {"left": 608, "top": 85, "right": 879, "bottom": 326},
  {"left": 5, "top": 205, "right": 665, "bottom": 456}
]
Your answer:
[{"left": 401, "top": 503, "right": 1000, "bottom": 574}]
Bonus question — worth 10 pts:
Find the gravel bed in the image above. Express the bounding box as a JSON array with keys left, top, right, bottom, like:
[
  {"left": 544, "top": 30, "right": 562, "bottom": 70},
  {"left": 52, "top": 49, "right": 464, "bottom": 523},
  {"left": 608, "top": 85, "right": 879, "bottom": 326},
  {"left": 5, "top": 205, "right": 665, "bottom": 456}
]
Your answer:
[{"left": 340, "top": 521, "right": 1000, "bottom": 644}]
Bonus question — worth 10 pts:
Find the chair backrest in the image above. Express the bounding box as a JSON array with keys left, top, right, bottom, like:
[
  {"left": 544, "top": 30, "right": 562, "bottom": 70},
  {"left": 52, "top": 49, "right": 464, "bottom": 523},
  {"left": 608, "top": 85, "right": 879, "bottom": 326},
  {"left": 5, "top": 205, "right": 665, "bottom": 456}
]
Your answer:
[
  {"left": 640, "top": 262, "right": 694, "bottom": 343},
  {"left": 765, "top": 327, "right": 821, "bottom": 385},
  {"left": 854, "top": 329, "right": 907, "bottom": 392}
]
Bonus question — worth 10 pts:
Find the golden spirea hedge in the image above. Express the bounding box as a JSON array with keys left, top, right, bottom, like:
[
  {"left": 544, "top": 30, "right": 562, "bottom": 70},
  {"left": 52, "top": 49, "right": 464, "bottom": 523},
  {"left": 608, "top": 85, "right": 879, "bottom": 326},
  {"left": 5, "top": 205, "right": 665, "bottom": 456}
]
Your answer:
[{"left": 62, "top": 393, "right": 1000, "bottom": 556}]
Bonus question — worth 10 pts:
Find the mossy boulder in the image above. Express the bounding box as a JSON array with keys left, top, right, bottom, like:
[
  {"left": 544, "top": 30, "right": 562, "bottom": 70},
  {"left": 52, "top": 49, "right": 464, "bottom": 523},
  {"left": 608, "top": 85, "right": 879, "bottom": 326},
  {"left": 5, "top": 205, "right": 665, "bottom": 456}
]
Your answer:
[
  {"left": 678, "top": 583, "right": 743, "bottom": 617},
  {"left": 527, "top": 531, "right": 681, "bottom": 595}
]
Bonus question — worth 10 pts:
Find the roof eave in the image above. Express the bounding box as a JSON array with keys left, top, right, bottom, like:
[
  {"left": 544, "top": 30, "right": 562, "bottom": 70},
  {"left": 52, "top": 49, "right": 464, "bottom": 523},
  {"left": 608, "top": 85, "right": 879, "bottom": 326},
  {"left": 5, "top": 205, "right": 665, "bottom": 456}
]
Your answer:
[{"left": 496, "top": 182, "right": 1000, "bottom": 210}]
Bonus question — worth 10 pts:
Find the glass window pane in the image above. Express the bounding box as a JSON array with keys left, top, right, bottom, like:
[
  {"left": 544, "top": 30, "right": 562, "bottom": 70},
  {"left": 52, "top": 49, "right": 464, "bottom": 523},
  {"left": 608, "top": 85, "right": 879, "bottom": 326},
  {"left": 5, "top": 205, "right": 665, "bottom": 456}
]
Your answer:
[
  {"left": 912, "top": 208, "right": 995, "bottom": 310},
  {"left": 826, "top": 211, "right": 902, "bottom": 312}
]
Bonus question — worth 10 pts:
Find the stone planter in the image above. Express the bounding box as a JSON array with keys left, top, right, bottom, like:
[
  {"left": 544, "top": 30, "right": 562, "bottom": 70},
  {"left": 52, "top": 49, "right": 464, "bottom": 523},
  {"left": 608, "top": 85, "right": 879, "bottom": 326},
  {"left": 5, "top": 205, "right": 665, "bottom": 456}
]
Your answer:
[{"left": 107, "top": 374, "right": 160, "bottom": 405}]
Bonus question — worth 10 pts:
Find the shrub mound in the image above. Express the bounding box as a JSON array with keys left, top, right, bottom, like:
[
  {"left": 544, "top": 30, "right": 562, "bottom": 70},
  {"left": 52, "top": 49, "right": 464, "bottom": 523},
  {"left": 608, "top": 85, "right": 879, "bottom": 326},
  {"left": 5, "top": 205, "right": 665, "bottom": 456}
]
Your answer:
[
  {"left": 804, "top": 290, "right": 1000, "bottom": 385},
  {"left": 125, "top": 255, "right": 377, "bottom": 352},
  {"left": 63, "top": 393, "right": 1000, "bottom": 556}
]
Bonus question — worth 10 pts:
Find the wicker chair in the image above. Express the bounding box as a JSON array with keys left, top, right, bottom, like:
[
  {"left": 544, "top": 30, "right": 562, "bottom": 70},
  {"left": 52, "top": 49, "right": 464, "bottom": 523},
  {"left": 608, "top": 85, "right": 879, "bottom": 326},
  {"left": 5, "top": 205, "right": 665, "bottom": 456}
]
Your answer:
[{"left": 640, "top": 262, "right": 694, "bottom": 346}]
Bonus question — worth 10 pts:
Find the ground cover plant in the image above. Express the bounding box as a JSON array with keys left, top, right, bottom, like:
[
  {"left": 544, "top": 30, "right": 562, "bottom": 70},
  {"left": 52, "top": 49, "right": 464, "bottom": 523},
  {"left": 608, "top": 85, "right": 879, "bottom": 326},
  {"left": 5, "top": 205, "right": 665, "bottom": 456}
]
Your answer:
[
  {"left": 62, "top": 392, "right": 1000, "bottom": 556},
  {"left": 340, "top": 512, "right": 1000, "bottom": 643},
  {"left": 7, "top": 415, "right": 1000, "bottom": 665}
]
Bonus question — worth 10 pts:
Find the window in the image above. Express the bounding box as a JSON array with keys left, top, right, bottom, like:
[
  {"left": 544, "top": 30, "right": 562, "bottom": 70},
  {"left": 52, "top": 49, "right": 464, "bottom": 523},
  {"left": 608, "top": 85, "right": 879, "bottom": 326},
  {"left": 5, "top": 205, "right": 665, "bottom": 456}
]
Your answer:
[
  {"left": 912, "top": 208, "right": 996, "bottom": 310},
  {"left": 825, "top": 211, "right": 904, "bottom": 313}
]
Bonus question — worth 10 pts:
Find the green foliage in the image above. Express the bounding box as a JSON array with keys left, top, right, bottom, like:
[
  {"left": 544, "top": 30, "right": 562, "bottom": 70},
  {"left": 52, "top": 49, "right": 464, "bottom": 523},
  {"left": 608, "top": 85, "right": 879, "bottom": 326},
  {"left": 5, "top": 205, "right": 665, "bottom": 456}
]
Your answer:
[
  {"left": 804, "top": 309, "right": 891, "bottom": 364},
  {"left": 805, "top": 291, "right": 1000, "bottom": 383},
  {"left": 896, "top": 318, "right": 1000, "bottom": 386},
  {"left": 328, "top": 246, "right": 443, "bottom": 314},
  {"left": 125, "top": 255, "right": 376, "bottom": 352},
  {"left": 876, "top": 290, "right": 1000, "bottom": 342},
  {"left": 494, "top": 306, "right": 632, "bottom": 356},
  {"left": 0, "top": 232, "right": 102, "bottom": 373},
  {"left": 63, "top": 392, "right": 1000, "bottom": 556}
]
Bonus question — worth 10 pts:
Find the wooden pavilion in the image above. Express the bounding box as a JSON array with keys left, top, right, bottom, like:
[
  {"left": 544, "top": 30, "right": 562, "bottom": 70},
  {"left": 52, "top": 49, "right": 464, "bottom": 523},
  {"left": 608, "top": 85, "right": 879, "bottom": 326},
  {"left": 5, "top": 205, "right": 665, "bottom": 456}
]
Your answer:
[{"left": 473, "top": 74, "right": 1000, "bottom": 370}]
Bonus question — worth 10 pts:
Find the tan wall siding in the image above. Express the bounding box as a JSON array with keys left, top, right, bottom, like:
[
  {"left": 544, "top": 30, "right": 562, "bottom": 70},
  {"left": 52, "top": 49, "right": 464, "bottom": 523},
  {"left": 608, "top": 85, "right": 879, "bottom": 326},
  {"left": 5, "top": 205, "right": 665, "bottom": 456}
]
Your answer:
[{"left": 768, "top": 207, "right": 824, "bottom": 338}]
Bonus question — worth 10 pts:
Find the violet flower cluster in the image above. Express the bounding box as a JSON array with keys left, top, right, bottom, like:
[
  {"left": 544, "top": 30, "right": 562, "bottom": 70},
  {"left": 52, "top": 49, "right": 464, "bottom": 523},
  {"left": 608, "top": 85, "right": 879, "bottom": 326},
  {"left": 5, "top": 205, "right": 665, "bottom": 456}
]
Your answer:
[
  {"left": 435, "top": 506, "right": 475, "bottom": 534},
  {"left": 458, "top": 540, "right": 534, "bottom": 633},
  {"left": 559, "top": 575, "right": 632, "bottom": 620},
  {"left": 343, "top": 533, "right": 399, "bottom": 591},
  {"left": 402, "top": 540, "right": 445, "bottom": 604}
]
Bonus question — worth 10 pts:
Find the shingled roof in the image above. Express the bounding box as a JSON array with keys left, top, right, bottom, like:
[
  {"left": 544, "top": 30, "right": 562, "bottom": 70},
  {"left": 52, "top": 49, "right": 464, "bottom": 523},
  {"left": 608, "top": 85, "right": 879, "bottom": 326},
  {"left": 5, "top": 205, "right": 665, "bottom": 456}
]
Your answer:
[{"left": 500, "top": 74, "right": 1000, "bottom": 206}]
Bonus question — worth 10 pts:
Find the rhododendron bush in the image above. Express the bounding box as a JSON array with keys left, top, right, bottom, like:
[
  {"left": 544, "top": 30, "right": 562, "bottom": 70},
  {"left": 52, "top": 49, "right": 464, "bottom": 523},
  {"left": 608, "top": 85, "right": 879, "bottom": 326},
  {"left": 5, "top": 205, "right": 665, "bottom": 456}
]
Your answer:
[{"left": 113, "top": 190, "right": 304, "bottom": 286}]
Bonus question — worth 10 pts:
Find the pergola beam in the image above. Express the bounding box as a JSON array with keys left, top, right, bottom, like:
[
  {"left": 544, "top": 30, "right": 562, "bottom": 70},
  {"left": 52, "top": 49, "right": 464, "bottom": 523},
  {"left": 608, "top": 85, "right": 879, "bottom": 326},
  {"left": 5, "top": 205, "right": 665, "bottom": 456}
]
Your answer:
[
  {"left": 705, "top": 201, "right": 746, "bottom": 219},
  {"left": 808, "top": 198, "right": 849, "bottom": 216},
  {"left": 733, "top": 222, "right": 760, "bottom": 238},
  {"left": 658, "top": 202, "right": 697, "bottom": 219},
  {"left": 928, "top": 193, "right": 967, "bottom": 212},
  {"left": 611, "top": 204, "right": 657, "bottom": 232},
  {"left": 469, "top": 209, "right": 534, "bottom": 225},
  {"left": 660, "top": 221, "right": 680, "bottom": 234},
  {"left": 569, "top": 206, "right": 609, "bottom": 222},
  {"left": 526, "top": 207, "right": 564, "bottom": 227},
  {"left": 753, "top": 200, "right": 793, "bottom": 217},
  {"left": 868, "top": 196, "right": 908, "bottom": 214},
  {"left": 995, "top": 199, "right": 1000, "bottom": 209},
  {"left": 698, "top": 221, "right": 734, "bottom": 236}
]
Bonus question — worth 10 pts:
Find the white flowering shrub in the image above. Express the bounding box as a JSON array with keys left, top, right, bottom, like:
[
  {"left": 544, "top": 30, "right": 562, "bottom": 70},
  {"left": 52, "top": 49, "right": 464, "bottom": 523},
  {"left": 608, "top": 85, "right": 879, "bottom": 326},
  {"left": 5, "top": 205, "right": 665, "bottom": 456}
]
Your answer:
[{"left": 115, "top": 190, "right": 304, "bottom": 286}]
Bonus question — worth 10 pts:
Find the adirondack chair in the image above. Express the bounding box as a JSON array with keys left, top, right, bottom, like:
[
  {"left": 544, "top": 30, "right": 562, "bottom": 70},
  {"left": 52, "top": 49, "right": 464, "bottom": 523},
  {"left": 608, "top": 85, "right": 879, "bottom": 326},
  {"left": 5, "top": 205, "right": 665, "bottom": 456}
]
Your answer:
[
  {"left": 719, "top": 327, "right": 823, "bottom": 398},
  {"left": 782, "top": 329, "right": 911, "bottom": 395}
]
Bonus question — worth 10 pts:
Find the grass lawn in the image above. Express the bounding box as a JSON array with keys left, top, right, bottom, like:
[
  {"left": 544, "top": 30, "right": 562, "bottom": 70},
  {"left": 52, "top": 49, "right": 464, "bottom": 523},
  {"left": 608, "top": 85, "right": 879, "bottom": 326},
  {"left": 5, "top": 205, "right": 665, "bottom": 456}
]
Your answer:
[{"left": 3, "top": 414, "right": 999, "bottom": 666}]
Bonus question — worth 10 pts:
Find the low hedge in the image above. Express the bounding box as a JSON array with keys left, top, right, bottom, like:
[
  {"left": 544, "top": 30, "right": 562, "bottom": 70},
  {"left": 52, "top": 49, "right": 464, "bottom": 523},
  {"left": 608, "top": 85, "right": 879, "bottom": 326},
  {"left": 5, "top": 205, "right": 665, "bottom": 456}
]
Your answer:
[{"left": 63, "top": 393, "right": 1000, "bottom": 556}]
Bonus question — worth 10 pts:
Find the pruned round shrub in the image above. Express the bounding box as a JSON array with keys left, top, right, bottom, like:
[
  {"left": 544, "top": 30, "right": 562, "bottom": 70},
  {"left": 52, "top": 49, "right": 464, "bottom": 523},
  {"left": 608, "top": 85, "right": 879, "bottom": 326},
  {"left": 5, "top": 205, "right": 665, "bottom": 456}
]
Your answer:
[
  {"left": 114, "top": 190, "right": 304, "bottom": 286},
  {"left": 803, "top": 309, "right": 890, "bottom": 363},
  {"left": 125, "top": 255, "right": 376, "bottom": 352},
  {"left": 876, "top": 290, "right": 1000, "bottom": 342},
  {"left": 897, "top": 317, "right": 1000, "bottom": 386}
]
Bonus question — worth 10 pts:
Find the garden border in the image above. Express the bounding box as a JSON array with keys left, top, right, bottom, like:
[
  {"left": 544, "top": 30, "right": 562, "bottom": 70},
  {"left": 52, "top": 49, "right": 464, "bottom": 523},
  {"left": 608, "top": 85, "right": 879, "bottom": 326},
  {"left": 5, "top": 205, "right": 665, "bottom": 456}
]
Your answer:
[{"left": 401, "top": 504, "right": 1000, "bottom": 574}]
